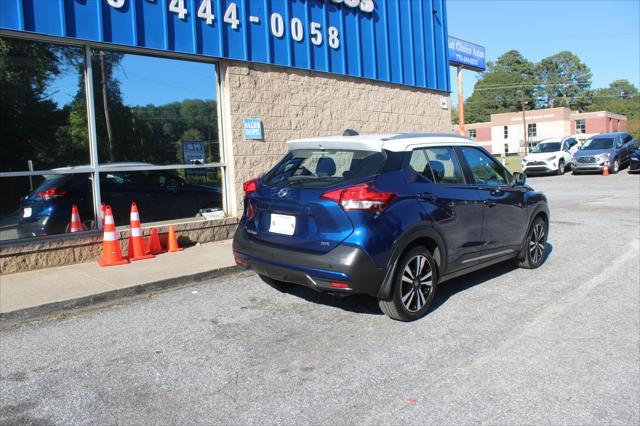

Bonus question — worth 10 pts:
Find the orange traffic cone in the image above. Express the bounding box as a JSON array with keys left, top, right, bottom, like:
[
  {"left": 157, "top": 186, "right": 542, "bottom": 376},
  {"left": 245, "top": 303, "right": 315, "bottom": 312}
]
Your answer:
[
  {"left": 97, "top": 205, "right": 129, "bottom": 267},
  {"left": 127, "top": 202, "right": 154, "bottom": 261},
  {"left": 166, "top": 225, "right": 183, "bottom": 253},
  {"left": 603, "top": 161, "right": 610, "bottom": 177},
  {"left": 69, "top": 204, "right": 84, "bottom": 233},
  {"left": 145, "top": 228, "right": 165, "bottom": 255}
]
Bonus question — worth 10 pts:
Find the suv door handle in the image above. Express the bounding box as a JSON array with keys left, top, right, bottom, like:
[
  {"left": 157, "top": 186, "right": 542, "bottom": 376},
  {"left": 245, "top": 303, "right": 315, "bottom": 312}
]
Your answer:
[
  {"left": 484, "top": 199, "right": 496, "bottom": 207},
  {"left": 419, "top": 193, "right": 438, "bottom": 202}
]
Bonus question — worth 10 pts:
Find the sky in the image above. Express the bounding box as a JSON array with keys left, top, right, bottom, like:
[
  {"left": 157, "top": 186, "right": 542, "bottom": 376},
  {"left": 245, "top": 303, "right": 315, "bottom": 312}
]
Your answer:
[
  {"left": 447, "top": 0, "right": 640, "bottom": 106},
  {"left": 48, "top": 54, "right": 217, "bottom": 107}
]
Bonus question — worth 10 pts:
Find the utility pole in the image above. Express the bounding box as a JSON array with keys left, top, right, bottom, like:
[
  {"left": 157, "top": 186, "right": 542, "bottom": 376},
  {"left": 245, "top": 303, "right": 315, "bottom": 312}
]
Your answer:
[
  {"left": 457, "top": 66, "right": 465, "bottom": 135},
  {"left": 100, "top": 51, "right": 115, "bottom": 163},
  {"left": 520, "top": 85, "right": 528, "bottom": 156}
]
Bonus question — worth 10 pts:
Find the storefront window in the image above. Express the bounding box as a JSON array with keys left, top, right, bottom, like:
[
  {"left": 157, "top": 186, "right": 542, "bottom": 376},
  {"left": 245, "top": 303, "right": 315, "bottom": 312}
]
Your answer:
[
  {"left": 0, "top": 173, "right": 95, "bottom": 240},
  {"left": 0, "top": 37, "right": 96, "bottom": 241},
  {"left": 90, "top": 50, "right": 219, "bottom": 165},
  {"left": 0, "top": 37, "right": 223, "bottom": 243},
  {"left": 0, "top": 38, "right": 89, "bottom": 172},
  {"left": 99, "top": 167, "right": 222, "bottom": 227}
]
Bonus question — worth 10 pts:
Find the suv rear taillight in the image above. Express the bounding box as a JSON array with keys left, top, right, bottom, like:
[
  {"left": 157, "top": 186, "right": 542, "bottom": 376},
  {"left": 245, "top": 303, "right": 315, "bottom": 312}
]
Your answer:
[
  {"left": 321, "top": 183, "right": 395, "bottom": 211},
  {"left": 243, "top": 178, "right": 259, "bottom": 195},
  {"left": 35, "top": 188, "right": 68, "bottom": 200}
]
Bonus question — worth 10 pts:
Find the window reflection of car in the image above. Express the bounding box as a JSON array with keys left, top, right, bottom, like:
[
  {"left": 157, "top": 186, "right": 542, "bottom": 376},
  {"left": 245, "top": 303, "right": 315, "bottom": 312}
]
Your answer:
[
  {"left": 571, "top": 132, "right": 638, "bottom": 174},
  {"left": 521, "top": 137, "right": 578, "bottom": 176},
  {"left": 17, "top": 163, "right": 222, "bottom": 238}
]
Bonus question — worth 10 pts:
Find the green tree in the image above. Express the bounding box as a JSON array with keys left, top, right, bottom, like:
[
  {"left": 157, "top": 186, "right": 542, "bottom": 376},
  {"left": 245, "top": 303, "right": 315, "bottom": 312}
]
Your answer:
[
  {"left": 534, "top": 51, "right": 592, "bottom": 109},
  {"left": 463, "top": 50, "right": 536, "bottom": 123},
  {"left": 586, "top": 80, "right": 640, "bottom": 138},
  {"left": 0, "top": 38, "right": 77, "bottom": 171}
]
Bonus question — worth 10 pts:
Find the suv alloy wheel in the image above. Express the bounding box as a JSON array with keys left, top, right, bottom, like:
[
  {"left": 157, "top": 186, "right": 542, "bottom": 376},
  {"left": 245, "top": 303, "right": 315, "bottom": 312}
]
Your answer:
[
  {"left": 378, "top": 246, "right": 437, "bottom": 321},
  {"left": 611, "top": 158, "right": 620, "bottom": 174},
  {"left": 516, "top": 216, "right": 548, "bottom": 269}
]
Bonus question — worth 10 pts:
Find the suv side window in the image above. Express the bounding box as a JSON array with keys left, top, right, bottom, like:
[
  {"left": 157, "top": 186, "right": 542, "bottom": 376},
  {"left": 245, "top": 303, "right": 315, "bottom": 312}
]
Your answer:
[
  {"left": 408, "top": 149, "right": 433, "bottom": 181},
  {"left": 623, "top": 134, "right": 633, "bottom": 144},
  {"left": 458, "top": 147, "right": 509, "bottom": 186},
  {"left": 415, "top": 147, "right": 465, "bottom": 184}
]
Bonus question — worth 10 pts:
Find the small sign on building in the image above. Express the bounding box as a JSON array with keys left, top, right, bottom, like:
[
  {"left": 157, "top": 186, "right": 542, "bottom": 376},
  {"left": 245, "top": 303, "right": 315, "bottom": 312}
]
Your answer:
[
  {"left": 243, "top": 118, "right": 264, "bottom": 140},
  {"left": 182, "top": 140, "right": 206, "bottom": 175}
]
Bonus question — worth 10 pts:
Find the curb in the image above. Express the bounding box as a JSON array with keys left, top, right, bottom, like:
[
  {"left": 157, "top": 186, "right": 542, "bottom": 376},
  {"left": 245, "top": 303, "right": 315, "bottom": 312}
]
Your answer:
[{"left": 0, "top": 265, "right": 243, "bottom": 324}]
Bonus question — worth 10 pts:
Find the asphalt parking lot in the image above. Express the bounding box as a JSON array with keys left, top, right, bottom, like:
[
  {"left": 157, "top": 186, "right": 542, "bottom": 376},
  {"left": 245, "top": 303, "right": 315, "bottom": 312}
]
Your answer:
[{"left": 1, "top": 171, "right": 639, "bottom": 424}]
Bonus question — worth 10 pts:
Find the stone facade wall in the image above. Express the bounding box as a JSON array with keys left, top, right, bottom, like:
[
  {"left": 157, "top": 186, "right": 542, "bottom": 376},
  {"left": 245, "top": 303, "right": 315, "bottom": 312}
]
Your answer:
[{"left": 224, "top": 61, "right": 452, "bottom": 214}]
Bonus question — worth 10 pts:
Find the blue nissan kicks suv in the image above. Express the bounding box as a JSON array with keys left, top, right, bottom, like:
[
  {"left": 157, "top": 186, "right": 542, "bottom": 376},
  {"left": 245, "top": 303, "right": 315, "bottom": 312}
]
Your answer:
[{"left": 233, "top": 133, "right": 550, "bottom": 321}]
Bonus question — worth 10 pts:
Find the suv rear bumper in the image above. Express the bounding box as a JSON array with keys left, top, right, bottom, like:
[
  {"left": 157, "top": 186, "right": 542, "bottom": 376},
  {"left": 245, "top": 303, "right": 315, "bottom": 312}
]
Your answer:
[{"left": 232, "top": 227, "right": 386, "bottom": 296}]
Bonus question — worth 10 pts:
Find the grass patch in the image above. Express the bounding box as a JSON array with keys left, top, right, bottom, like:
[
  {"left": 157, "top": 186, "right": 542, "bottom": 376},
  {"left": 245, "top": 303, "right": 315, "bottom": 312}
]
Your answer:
[{"left": 499, "top": 156, "right": 523, "bottom": 173}]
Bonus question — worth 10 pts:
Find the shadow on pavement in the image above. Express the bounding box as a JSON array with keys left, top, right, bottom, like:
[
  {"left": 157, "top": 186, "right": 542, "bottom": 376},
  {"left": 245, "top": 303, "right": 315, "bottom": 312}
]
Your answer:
[
  {"left": 278, "top": 242, "right": 554, "bottom": 318},
  {"left": 282, "top": 284, "right": 383, "bottom": 315},
  {"left": 430, "top": 242, "right": 554, "bottom": 315}
]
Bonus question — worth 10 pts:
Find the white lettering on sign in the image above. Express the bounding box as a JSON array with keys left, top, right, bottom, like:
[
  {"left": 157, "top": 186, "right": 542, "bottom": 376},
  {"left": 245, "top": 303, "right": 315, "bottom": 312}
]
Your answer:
[
  {"left": 101, "top": 0, "right": 365, "bottom": 49},
  {"left": 268, "top": 12, "right": 340, "bottom": 49},
  {"left": 330, "top": 0, "right": 375, "bottom": 13},
  {"left": 197, "top": 0, "right": 215, "bottom": 25},
  {"left": 107, "top": 0, "right": 125, "bottom": 8}
]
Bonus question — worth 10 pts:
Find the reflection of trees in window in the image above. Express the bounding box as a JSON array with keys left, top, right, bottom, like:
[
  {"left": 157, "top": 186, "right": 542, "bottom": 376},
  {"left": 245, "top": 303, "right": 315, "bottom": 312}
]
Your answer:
[
  {"left": 0, "top": 38, "right": 86, "bottom": 172},
  {"left": 128, "top": 98, "right": 218, "bottom": 165},
  {"left": 91, "top": 50, "right": 219, "bottom": 165},
  {"left": 1, "top": 39, "right": 220, "bottom": 172}
]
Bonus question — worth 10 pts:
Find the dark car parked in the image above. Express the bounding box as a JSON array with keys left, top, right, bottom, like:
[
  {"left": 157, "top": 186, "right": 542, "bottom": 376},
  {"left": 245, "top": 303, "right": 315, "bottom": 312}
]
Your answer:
[
  {"left": 233, "top": 133, "right": 550, "bottom": 322},
  {"left": 17, "top": 164, "right": 222, "bottom": 238},
  {"left": 572, "top": 132, "right": 638, "bottom": 174}
]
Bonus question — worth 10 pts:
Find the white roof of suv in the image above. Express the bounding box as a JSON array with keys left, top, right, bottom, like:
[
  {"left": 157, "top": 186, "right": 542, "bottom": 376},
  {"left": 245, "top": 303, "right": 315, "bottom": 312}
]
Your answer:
[{"left": 287, "top": 133, "right": 478, "bottom": 152}]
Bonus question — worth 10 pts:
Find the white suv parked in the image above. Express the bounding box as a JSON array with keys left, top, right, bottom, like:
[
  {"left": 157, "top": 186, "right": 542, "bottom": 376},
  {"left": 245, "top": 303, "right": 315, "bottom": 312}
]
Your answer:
[{"left": 522, "top": 137, "right": 580, "bottom": 175}]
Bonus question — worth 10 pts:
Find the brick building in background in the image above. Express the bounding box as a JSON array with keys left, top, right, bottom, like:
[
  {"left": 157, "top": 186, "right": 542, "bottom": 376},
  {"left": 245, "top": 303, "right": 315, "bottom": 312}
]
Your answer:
[{"left": 464, "top": 107, "right": 627, "bottom": 155}]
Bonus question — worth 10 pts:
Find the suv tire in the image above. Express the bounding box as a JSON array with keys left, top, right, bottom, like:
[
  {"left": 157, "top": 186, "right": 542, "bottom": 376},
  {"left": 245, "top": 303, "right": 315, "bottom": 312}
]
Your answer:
[
  {"left": 258, "top": 274, "right": 292, "bottom": 292},
  {"left": 516, "top": 216, "right": 548, "bottom": 269},
  {"left": 611, "top": 158, "right": 620, "bottom": 174},
  {"left": 378, "top": 246, "right": 437, "bottom": 322},
  {"left": 557, "top": 160, "right": 565, "bottom": 175}
]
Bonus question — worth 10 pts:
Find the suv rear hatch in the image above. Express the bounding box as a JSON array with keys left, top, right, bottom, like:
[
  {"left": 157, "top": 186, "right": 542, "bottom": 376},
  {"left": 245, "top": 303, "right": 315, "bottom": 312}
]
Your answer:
[{"left": 242, "top": 148, "right": 386, "bottom": 254}]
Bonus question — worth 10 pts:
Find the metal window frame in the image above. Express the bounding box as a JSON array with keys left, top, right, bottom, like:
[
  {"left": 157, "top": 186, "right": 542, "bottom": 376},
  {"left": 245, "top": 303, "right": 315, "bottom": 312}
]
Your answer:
[{"left": 0, "top": 33, "right": 229, "bottom": 236}]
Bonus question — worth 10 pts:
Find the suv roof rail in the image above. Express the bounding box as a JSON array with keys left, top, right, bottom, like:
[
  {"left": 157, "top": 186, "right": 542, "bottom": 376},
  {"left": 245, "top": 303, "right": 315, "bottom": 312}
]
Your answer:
[{"left": 383, "top": 133, "right": 471, "bottom": 141}]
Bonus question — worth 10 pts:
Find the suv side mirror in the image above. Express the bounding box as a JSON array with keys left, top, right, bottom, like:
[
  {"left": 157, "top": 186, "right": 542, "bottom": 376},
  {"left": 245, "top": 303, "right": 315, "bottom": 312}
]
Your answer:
[{"left": 512, "top": 172, "right": 526, "bottom": 186}]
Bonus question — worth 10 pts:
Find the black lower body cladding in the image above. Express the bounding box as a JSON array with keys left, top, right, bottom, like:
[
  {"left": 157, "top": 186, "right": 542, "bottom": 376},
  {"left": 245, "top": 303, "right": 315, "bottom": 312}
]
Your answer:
[{"left": 233, "top": 227, "right": 386, "bottom": 295}]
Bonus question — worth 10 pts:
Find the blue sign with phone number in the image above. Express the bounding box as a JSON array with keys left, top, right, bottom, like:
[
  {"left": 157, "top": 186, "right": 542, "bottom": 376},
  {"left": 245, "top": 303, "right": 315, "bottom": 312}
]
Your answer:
[
  {"left": 448, "top": 36, "right": 486, "bottom": 71},
  {"left": 0, "top": 0, "right": 451, "bottom": 92}
]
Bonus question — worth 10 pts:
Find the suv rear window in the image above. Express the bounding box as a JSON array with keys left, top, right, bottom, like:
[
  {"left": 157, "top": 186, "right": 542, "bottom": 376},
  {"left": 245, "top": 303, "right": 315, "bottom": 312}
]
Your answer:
[{"left": 263, "top": 149, "right": 386, "bottom": 188}]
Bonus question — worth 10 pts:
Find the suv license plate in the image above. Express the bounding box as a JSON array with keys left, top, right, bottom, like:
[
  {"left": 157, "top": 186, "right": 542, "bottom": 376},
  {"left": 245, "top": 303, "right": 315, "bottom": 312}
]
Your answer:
[
  {"left": 23, "top": 207, "right": 32, "bottom": 218},
  {"left": 269, "top": 213, "right": 296, "bottom": 235}
]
